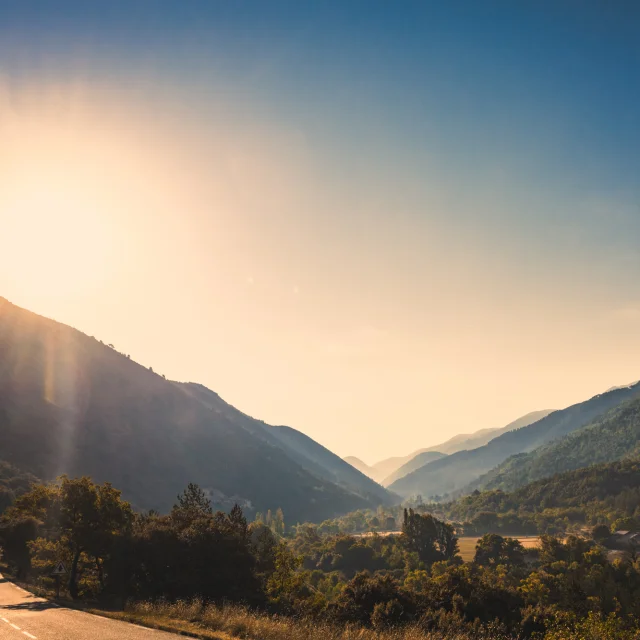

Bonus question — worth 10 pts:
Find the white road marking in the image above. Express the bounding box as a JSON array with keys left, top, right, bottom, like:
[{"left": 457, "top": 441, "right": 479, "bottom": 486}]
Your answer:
[
  {"left": 10, "top": 623, "right": 21, "bottom": 630},
  {"left": 1, "top": 618, "right": 9, "bottom": 623},
  {"left": 22, "top": 633, "right": 37, "bottom": 639}
]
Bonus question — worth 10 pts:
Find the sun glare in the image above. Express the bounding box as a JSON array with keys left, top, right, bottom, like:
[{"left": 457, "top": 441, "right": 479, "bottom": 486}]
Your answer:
[
  {"left": 3, "top": 178, "right": 116, "bottom": 298},
  {"left": 0, "top": 113, "right": 124, "bottom": 303},
  {"left": 0, "top": 95, "right": 145, "bottom": 303}
]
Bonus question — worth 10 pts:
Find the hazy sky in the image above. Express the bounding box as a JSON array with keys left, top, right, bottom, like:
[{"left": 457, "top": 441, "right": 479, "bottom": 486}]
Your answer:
[{"left": 1, "top": 1, "right": 640, "bottom": 463}]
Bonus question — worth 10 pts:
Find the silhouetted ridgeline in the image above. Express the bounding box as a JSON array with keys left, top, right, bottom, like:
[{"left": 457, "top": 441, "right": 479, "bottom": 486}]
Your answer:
[{"left": 0, "top": 297, "right": 394, "bottom": 522}]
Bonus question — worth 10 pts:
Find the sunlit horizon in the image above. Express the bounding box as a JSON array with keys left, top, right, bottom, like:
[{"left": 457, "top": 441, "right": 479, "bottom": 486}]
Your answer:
[{"left": 2, "top": 2, "right": 640, "bottom": 463}]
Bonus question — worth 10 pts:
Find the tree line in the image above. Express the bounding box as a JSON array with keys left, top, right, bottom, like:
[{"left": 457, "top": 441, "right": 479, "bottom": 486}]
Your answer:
[{"left": 3, "top": 476, "right": 640, "bottom": 638}]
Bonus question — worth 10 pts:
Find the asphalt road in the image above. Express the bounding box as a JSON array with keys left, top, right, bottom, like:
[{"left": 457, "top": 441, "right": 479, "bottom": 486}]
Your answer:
[{"left": 0, "top": 575, "right": 181, "bottom": 640}]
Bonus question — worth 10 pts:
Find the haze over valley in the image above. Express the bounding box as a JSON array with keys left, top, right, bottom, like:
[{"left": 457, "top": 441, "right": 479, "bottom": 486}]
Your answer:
[{"left": 2, "top": 3, "right": 640, "bottom": 639}]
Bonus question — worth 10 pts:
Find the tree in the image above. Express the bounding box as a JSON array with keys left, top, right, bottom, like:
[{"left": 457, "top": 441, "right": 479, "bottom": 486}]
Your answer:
[
  {"left": 474, "top": 534, "right": 525, "bottom": 568},
  {"left": 336, "top": 572, "right": 408, "bottom": 626},
  {"left": 250, "top": 523, "right": 279, "bottom": 582},
  {"left": 274, "top": 508, "right": 285, "bottom": 537},
  {"left": 401, "top": 509, "right": 458, "bottom": 565},
  {"left": 172, "top": 483, "right": 212, "bottom": 522},
  {"left": 266, "top": 543, "right": 310, "bottom": 612},
  {"left": 57, "top": 477, "right": 132, "bottom": 598},
  {"left": 592, "top": 524, "right": 612, "bottom": 544}
]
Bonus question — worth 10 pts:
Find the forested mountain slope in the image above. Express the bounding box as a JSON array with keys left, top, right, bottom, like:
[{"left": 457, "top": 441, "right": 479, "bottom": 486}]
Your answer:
[
  {"left": 442, "top": 457, "right": 640, "bottom": 526},
  {"left": 467, "top": 394, "right": 640, "bottom": 494},
  {"left": 0, "top": 297, "right": 392, "bottom": 521},
  {"left": 388, "top": 383, "right": 640, "bottom": 499},
  {"left": 177, "top": 383, "right": 392, "bottom": 504}
]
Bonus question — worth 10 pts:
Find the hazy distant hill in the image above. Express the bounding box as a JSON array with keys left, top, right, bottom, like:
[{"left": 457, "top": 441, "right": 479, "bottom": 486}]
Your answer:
[
  {"left": 388, "top": 384, "right": 640, "bottom": 499},
  {"left": 343, "top": 456, "right": 373, "bottom": 477},
  {"left": 377, "top": 410, "right": 553, "bottom": 487},
  {"left": 468, "top": 393, "right": 640, "bottom": 494},
  {"left": 0, "top": 297, "right": 394, "bottom": 521},
  {"left": 423, "top": 410, "right": 554, "bottom": 457},
  {"left": 382, "top": 451, "right": 447, "bottom": 486}
]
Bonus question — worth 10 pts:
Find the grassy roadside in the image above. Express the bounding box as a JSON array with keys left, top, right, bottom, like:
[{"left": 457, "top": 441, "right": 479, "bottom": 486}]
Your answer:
[
  {"left": 3, "top": 575, "right": 231, "bottom": 639},
  {"left": 91, "top": 600, "right": 496, "bottom": 640},
  {"left": 3, "top": 575, "right": 476, "bottom": 640}
]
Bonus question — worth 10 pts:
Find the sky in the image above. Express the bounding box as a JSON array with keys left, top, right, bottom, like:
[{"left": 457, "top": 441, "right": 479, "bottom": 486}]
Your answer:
[{"left": 1, "top": 1, "right": 640, "bottom": 464}]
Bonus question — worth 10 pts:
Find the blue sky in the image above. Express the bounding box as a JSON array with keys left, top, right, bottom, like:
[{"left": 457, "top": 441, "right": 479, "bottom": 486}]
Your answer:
[{"left": 1, "top": 1, "right": 639, "bottom": 460}]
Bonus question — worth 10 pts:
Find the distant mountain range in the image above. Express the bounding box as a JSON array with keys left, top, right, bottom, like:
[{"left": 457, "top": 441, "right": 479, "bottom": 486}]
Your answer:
[
  {"left": 4, "top": 296, "right": 640, "bottom": 527},
  {"left": 468, "top": 392, "right": 640, "bottom": 494},
  {"left": 381, "top": 452, "right": 447, "bottom": 487},
  {"left": 344, "top": 410, "right": 553, "bottom": 486},
  {"left": 388, "top": 383, "right": 640, "bottom": 499},
  {"left": 0, "top": 297, "right": 394, "bottom": 522}
]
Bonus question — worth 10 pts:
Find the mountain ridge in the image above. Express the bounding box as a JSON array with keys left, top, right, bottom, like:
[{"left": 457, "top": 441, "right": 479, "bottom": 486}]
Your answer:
[
  {"left": 465, "top": 393, "right": 640, "bottom": 495},
  {"left": 388, "top": 383, "right": 640, "bottom": 500},
  {"left": 381, "top": 410, "right": 554, "bottom": 486},
  {"left": 0, "top": 297, "right": 394, "bottom": 522}
]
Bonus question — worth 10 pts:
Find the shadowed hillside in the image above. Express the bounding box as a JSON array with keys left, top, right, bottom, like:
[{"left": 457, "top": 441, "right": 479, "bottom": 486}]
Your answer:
[
  {"left": 0, "top": 297, "right": 393, "bottom": 521},
  {"left": 177, "top": 382, "right": 393, "bottom": 505}
]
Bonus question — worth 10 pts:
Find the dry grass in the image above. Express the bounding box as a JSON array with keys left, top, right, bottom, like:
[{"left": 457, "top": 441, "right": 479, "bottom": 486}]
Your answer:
[
  {"left": 9, "top": 574, "right": 504, "bottom": 640},
  {"left": 108, "top": 600, "right": 481, "bottom": 640},
  {"left": 457, "top": 537, "right": 541, "bottom": 561}
]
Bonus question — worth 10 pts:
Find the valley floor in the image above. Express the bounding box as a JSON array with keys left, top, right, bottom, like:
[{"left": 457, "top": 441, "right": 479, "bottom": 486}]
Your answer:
[
  {"left": 458, "top": 536, "right": 541, "bottom": 561},
  {"left": 350, "top": 532, "right": 542, "bottom": 562}
]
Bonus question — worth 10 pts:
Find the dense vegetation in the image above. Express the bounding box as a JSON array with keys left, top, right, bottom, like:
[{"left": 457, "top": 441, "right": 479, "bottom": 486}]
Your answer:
[
  {"left": 0, "top": 460, "right": 39, "bottom": 515},
  {"left": 416, "top": 458, "right": 640, "bottom": 537},
  {"left": 3, "top": 475, "right": 640, "bottom": 639},
  {"left": 0, "top": 296, "right": 391, "bottom": 522},
  {"left": 389, "top": 383, "right": 640, "bottom": 499},
  {"left": 466, "top": 395, "right": 640, "bottom": 494}
]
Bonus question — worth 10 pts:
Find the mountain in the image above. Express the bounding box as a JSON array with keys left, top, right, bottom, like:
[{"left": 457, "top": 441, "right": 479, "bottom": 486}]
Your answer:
[
  {"left": 425, "top": 410, "right": 555, "bottom": 456},
  {"left": 175, "top": 382, "right": 392, "bottom": 505},
  {"left": 0, "top": 297, "right": 395, "bottom": 522},
  {"left": 343, "top": 456, "right": 373, "bottom": 477},
  {"left": 443, "top": 457, "right": 640, "bottom": 525},
  {"left": 467, "top": 393, "right": 640, "bottom": 494},
  {"left": 369, "top": 456, "right": 415, "bottom": 483},
  {"left": 388, "top": 383, "right": 640, "bottom": 500},
  {"left": 382, "top": 451, "right": 447, "bottom": 486},
  {"left": 381, "top": 410, "right": 553, "bottom": 486}
]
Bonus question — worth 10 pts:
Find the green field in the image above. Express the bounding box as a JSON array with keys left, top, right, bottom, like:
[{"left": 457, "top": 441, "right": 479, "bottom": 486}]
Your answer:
[{"left": 458, "top": 536, "right": 541, "bottom": 561}]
